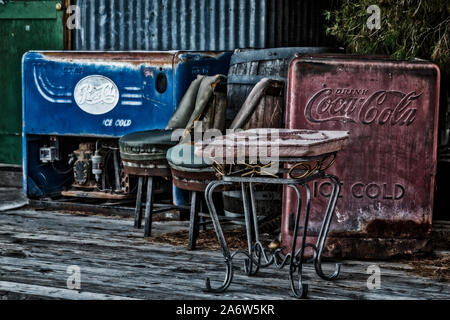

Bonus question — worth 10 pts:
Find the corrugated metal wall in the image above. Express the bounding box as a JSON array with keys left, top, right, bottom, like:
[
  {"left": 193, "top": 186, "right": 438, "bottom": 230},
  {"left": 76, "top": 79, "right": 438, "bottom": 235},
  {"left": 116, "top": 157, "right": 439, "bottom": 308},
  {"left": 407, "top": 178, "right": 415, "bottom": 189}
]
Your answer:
[
  {"left": 266, "top": 0, "right": 334, "bottom": 47},
  {"left": 73, "top": 0, "right": 335, "bottom": 51}
]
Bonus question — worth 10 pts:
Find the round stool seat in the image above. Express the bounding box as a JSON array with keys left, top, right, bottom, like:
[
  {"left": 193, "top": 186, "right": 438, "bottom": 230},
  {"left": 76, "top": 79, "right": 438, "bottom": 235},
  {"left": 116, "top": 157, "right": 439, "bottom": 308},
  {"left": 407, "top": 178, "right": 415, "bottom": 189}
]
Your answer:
[
  {"left": 119, "top": 129, "right": 179, "bottom": 176},
  {"left": 167, "top": 144, "right": 217, "bottom": 191}
]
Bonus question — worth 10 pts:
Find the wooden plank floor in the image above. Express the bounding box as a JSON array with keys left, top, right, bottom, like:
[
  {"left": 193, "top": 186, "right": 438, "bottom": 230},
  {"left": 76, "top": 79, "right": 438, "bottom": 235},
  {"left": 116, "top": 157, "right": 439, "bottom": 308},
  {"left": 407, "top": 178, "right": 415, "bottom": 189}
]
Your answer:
[{"left": 0, "top": 208, "right": 449, "bottom": 300}]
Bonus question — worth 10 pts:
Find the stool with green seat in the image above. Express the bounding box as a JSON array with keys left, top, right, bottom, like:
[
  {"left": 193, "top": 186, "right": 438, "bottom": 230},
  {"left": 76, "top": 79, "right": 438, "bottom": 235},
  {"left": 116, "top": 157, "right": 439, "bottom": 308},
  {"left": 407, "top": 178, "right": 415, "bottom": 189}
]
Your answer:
[
  {"left": 167, "top": 77, "right": 285, "bottom": 250},
  {"left": 119, "top": 75, "right": 227, "bottom": 237}
]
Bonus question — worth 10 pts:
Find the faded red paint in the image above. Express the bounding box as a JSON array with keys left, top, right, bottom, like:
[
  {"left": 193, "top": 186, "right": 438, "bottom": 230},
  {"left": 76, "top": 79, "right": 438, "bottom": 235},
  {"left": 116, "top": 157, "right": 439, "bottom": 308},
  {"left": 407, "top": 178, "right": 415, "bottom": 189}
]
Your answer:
[{"left": 282, "top": 54, "right": 441, "bottom": 259}]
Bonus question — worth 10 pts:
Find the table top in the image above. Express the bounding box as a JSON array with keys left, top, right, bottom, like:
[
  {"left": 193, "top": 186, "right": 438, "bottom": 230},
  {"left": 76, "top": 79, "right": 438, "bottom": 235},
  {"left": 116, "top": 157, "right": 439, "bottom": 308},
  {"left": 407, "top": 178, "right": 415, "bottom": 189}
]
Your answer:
[{"left": 194, "top": 129, "right": 349, "bottom": 161}]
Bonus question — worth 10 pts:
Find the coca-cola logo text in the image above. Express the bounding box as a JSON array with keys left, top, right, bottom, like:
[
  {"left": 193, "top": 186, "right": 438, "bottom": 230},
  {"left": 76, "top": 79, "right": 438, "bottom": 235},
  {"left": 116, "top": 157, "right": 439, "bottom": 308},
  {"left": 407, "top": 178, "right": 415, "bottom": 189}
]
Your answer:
[{"left": 304, "top": 88, "right": 422, "bottom": 126}]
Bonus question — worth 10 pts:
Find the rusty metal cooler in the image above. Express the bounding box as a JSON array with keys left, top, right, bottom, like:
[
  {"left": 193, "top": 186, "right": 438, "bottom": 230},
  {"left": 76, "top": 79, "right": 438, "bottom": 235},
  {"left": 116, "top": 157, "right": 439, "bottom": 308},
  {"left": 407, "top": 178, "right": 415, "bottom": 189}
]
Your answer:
[
  {"left": 22, "top": 51, "right": 231, "bottom": 198},
  {"left": 283, "top": 54, "right": 441, "bottom": 259}
]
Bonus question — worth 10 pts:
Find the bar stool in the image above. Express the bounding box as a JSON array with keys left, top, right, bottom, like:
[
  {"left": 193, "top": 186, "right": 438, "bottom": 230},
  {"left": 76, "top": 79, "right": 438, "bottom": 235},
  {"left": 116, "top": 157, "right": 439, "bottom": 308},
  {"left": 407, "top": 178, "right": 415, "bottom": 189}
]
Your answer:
[
  {"left": 167, "top": 78, "right": 284, "bottom": 249},
  {"left": 119, "top": 75, "right": 227, "bottom": 236}
]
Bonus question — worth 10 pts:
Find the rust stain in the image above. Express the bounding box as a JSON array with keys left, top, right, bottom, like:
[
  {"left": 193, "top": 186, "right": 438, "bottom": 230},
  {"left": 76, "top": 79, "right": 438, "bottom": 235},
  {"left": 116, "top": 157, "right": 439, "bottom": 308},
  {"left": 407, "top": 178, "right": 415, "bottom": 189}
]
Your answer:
[
  {"left": 324, "top": 219, "right": 432, "bottom": 239},
  {"left": 323, "top": 237, "right": 432, "bottom": 259},
  {"left": 282, "top": 53, "right": 441, "bottom": 259},
  {"left": 41, "top": 51, "right": 176, "bottom": 67},
  {"left": 363, "top": 219, "right": 432, "bottom": 238},
  {"left": 173, "top": 51, "right": 229, "bottom": 65}
]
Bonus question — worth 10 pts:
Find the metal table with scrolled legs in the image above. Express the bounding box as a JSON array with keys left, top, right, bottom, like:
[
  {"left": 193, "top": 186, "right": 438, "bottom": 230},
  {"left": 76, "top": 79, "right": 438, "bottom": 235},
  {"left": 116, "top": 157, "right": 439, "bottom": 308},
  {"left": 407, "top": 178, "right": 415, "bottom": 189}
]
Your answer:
[{"left": 202, "top": 153, "right": 342, "bottom": 299}]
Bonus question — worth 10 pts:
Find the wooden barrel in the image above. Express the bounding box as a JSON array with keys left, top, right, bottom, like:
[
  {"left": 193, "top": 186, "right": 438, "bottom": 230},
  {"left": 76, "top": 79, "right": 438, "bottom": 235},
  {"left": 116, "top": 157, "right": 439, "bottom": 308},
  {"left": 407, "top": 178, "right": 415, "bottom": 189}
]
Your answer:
[{"left": 226, "top": 47, "right": 337, "bottom": 124}]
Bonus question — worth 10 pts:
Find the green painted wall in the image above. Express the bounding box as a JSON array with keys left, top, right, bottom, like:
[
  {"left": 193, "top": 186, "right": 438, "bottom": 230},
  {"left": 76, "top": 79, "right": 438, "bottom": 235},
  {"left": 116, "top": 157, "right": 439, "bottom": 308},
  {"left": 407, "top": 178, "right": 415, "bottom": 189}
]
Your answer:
[{"left": 0, "top": 1, "right": 63, "bottom": 165}]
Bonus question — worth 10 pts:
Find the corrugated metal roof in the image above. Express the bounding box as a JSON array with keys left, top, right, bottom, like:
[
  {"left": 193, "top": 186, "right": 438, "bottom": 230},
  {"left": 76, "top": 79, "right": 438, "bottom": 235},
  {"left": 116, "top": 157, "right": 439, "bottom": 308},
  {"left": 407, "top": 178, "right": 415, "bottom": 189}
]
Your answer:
[{"left": 73, "top": 0, "right": 335, "bottom": 51}]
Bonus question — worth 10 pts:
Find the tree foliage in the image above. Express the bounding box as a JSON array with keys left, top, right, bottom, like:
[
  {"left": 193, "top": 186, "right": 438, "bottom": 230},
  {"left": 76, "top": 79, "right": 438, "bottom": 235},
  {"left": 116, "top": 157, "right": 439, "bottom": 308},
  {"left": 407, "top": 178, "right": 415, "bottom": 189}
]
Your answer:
[{"left": 325, "top": 0, "right": 450, "bottom": 72}]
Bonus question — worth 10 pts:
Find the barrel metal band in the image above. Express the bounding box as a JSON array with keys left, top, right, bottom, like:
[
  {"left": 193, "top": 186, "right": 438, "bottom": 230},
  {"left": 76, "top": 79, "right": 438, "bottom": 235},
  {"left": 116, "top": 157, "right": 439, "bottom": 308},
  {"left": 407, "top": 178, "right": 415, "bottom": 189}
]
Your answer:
[
  {"left": 229, "top": 47, "right": 334, "bottom": 66},
  {"left": 227, "top": 74, "right": 286, "bottom": 85}
]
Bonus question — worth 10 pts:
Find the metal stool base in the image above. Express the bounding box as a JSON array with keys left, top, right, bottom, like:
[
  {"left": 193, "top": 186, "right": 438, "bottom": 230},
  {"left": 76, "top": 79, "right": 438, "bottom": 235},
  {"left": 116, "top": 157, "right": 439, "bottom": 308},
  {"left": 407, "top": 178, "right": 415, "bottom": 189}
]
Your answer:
[{"left": 203, "top": 172, "right": 341, "bottom": 299}]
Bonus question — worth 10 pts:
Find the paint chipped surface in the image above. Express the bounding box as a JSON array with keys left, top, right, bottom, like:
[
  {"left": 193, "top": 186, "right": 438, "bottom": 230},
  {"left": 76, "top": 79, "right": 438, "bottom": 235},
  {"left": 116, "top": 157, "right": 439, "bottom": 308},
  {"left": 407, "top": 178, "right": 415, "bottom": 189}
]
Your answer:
[
  {"left": 282, "top": 54, "right": 440, "bottom": 258},
  {"left": 195, "top": 128, "right": 349, "bottom": 159}
]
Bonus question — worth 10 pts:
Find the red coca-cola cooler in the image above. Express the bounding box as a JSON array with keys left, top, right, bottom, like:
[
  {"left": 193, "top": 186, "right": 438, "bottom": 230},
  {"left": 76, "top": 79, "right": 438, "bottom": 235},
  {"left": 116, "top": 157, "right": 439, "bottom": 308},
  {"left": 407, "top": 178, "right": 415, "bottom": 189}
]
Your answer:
[{"left": 282, "top": 54, "right": 441, "bottom": 259}]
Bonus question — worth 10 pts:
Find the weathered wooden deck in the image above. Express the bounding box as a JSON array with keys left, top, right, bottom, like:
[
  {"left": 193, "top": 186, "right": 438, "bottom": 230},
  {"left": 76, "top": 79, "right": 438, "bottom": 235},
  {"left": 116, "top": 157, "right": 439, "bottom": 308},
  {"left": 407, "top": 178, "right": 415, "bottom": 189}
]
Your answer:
[{"left": 0, "top": 206, "right": 449, "bottom": 300}]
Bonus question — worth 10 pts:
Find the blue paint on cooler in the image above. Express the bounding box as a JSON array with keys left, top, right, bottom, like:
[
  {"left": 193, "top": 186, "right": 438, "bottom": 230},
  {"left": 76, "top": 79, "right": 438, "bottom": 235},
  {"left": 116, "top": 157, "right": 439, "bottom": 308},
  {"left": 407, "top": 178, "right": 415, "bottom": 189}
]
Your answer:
[{"left": 22, "top": 51, "right": 231, "bottom": 198}]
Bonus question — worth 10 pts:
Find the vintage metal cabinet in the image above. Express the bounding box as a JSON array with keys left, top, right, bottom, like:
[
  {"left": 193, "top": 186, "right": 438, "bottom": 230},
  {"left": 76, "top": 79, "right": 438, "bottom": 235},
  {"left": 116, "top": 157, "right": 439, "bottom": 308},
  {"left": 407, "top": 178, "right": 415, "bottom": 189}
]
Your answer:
[
  {"left": 22, "top": 51, "right": 231, "bottom": 198},
  {"left": 283, "top": 54, "right": 440, "bottom": 258}
]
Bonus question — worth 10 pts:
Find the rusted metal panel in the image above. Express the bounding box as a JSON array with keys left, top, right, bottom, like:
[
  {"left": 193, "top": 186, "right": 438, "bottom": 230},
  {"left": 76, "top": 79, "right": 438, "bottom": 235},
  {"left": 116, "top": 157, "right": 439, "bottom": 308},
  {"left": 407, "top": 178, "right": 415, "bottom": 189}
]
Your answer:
[
  {"left": 282, "top": 54, "right": 441, "bottom": 259},
  {"left": 73, "top": 0, "right": 335, "bottom": 51}
]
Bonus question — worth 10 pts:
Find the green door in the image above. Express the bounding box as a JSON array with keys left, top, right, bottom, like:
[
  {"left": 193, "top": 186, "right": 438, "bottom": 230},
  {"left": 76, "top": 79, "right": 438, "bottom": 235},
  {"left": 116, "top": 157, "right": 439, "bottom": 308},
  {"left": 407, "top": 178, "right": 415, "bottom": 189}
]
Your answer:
[{"left": 0, "top": 1, "right": 63, "bottom": 165}]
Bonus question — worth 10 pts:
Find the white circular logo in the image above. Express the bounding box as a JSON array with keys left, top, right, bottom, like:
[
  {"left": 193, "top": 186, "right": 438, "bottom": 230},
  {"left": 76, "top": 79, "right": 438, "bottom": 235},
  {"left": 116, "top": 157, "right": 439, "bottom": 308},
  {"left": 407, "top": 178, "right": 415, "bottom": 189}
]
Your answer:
[{"left": 74, "top": 75, "right": 119, "bottom": 115}]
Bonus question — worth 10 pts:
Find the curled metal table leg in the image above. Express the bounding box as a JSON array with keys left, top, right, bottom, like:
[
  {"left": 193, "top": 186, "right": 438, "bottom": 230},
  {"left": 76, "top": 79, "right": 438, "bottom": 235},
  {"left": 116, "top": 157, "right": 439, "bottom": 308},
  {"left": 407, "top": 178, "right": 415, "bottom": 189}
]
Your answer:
[
  {"left": 241, "top": 182, "right": 260, "bottom": 276},
  {"left": 314, "top": 174, "right": 341, "bottom": 281},
  {"left": 287, "top": 184, "right": 310, "bottom": 298},
  {"left": 248, "top": 182, "right": 262, "bottom": 273},
  {"left": 203, "top": 179, "right": 234, "bottom": 293},
  {"left": 201, "top": 171, "right": 342, "bottom": 298}
]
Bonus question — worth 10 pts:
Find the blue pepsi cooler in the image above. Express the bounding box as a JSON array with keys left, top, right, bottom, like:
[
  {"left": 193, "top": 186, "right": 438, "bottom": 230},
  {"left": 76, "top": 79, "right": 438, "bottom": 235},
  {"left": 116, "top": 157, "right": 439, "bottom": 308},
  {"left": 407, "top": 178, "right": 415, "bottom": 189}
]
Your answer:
[{"left": 22, "top": 51, "right": 231, "bottom": 203}]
